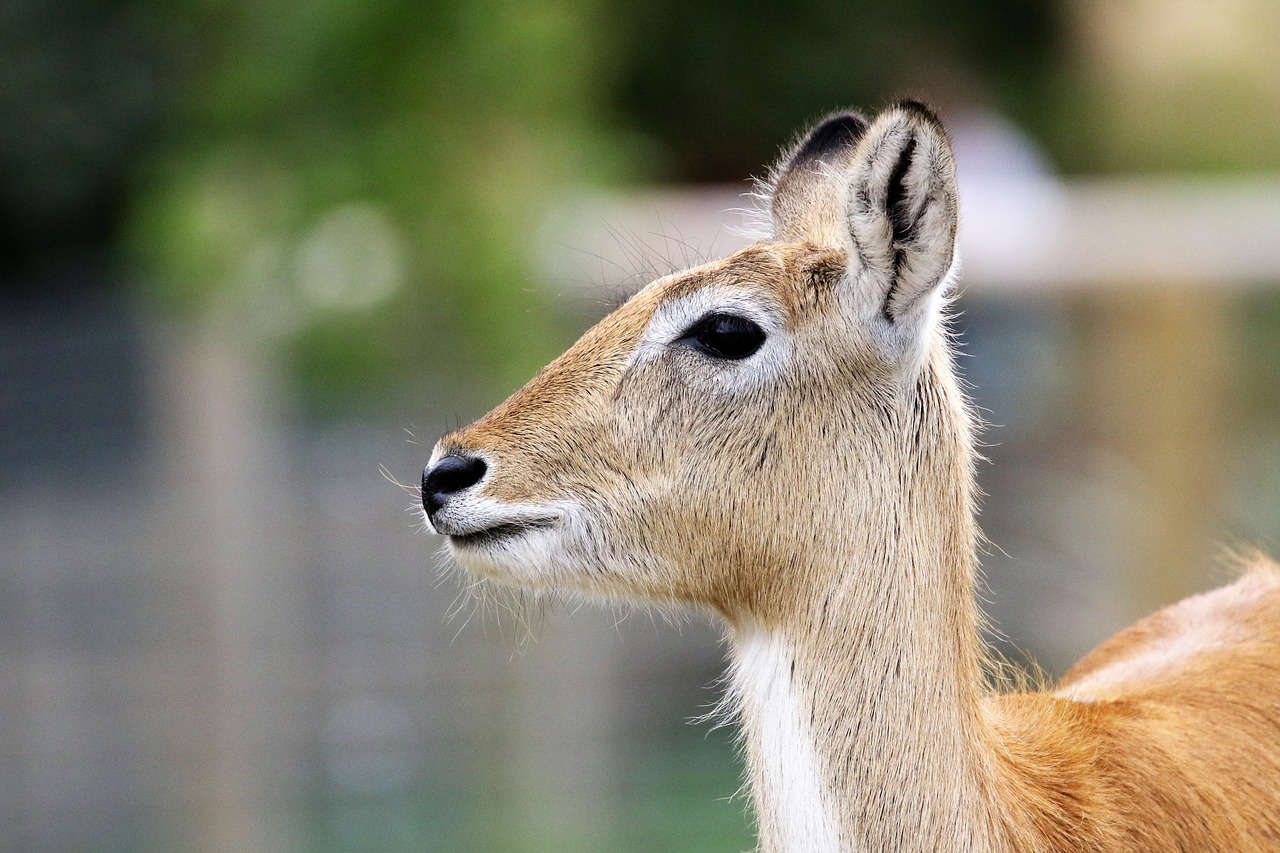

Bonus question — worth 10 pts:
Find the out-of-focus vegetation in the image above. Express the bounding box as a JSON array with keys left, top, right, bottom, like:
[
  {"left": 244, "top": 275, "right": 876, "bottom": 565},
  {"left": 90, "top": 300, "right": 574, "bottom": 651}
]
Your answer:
[
  {"left": 128, "top": 0, "right": 637, "bottom": 406},
  {"left": 4, "top": 0, "right": 1280, "bottom": 408},
  {"left": 0, "top": 0, "right": 182, "bottom": 276},
  {"left": 1060, "top": 2, "right": 1280, "bottom": 173},
  {"left": 615, "top": 0, "right": 1059, "bottom": 182}
]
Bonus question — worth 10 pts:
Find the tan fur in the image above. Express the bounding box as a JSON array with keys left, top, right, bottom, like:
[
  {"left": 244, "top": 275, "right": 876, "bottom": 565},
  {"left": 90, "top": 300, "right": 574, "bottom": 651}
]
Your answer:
[{"left": 426, "top": 103, "right": 1280, "bottom": 851}]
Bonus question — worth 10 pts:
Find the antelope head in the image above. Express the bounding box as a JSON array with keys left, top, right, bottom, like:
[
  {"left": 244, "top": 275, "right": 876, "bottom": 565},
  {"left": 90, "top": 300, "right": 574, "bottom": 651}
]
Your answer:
[{"left": 422, "top": 102, "right": 970, "bottom": 626}]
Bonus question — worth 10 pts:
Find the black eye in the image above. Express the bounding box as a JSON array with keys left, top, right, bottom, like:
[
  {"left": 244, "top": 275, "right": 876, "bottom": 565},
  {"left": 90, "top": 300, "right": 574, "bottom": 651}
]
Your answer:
[{"left": 680, "top": 313, "right": 767, "bottom": 360}]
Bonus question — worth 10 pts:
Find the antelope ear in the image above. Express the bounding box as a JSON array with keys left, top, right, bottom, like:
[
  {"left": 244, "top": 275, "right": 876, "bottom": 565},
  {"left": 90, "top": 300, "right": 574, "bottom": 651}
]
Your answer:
[
  {"left": 768, "top": 111, "right": 870, "bottom": 245},
  {"left": 845, "top": 101, "right": 959, "bottom": 330}
]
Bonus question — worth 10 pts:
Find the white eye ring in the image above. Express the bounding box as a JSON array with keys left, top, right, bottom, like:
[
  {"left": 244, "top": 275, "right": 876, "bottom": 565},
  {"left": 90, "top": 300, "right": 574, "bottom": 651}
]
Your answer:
[{"left": 630, "top": 284, "right": 783, "bottom": 368}]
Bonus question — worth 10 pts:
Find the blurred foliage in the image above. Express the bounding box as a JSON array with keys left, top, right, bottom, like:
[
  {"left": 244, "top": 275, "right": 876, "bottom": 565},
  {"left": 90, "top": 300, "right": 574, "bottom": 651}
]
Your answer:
[
  {"left": 0, "top": 0, "right": 186, "bottom": 276},
  {"left": 5, "top": 0, "right": 1280, "bottom": 406},
  {"left": 1048, "top": 1, "right": 1280, "bottom": 174},
  {"left": 614, "top": 0, "right": 1060, "bottom": 182},
  {"left": 128, "top": 0, "right": 636, "bottom": 406}
]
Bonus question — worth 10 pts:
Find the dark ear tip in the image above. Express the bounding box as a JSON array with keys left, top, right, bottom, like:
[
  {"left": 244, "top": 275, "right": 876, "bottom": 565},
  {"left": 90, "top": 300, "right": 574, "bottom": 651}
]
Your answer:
[
  {"left": 888, "top": 99, "right": 945, "bottom": 130},
  {"left": 786, "top": 110, "right": 870, "bottom": 169}
]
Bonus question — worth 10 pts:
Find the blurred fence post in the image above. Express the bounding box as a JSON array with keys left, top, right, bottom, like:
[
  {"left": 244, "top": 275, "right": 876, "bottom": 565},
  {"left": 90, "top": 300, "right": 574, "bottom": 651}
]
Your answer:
[
  {"left": 147, "top": 314, "right": 307, "bottom": 853},
  {"left": 1075, "top": 286, "right": 1230, "bottom": 616}
]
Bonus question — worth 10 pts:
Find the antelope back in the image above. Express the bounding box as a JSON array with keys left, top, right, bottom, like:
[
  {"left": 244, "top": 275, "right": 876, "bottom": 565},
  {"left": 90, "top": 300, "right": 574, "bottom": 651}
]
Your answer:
[{"left": 424, "top": 102, "right": 971, "bottom": 620}]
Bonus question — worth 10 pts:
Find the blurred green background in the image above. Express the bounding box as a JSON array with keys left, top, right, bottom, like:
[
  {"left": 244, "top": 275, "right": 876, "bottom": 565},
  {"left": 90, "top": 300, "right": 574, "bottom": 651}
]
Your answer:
[{"left": 3, "top": 1, "right": 1280, "bottom": 851}]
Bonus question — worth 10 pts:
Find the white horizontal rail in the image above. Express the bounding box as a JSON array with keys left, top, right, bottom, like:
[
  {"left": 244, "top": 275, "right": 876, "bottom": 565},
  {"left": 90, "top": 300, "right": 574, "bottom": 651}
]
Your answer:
[{"left": 539, "top": 177, "right": 1280, "bottom": 294}]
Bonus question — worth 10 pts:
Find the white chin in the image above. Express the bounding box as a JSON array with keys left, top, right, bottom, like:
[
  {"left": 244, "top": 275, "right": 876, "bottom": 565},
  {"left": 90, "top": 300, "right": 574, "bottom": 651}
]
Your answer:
[{"left": 447, "top": 525, "right": 566, "bottom": 587}]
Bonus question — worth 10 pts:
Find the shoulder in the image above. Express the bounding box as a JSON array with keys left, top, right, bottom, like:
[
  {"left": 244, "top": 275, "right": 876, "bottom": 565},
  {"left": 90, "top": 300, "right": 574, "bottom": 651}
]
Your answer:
[{"left": 1055, "top": 554, "right": 1280, "bottom": 702}]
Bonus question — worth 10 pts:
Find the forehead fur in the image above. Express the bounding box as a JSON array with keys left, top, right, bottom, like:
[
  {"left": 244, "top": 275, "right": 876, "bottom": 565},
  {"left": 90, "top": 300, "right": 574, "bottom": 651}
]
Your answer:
[{"left": 636, "top": 242, "right": 847, "bottom": 326}]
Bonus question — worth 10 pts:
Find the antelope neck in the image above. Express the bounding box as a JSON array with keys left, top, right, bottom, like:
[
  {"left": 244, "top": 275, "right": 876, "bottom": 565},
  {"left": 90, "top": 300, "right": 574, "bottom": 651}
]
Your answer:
[{"left": 727, "top": 507, "right": 997, "bottom": 851}]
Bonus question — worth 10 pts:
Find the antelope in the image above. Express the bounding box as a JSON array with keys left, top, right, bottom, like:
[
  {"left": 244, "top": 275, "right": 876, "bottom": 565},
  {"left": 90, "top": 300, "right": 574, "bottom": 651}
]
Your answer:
[{"left": 420, "top": 102, "right": 1280, "bottom": 851}]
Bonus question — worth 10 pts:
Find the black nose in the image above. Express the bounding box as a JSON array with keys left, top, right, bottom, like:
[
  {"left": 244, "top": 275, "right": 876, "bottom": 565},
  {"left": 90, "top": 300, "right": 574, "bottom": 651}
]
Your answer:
[{"left": 422, "top": 454, "right": 487, "bottom": 515}]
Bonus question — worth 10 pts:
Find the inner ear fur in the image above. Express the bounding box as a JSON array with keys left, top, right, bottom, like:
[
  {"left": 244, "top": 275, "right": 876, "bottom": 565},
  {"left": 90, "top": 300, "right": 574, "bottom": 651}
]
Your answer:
[
  {"left": 768, "top": 111, "right": 869, "bottom": 245},
  {"left": 846, "top": 101, "right": 959, "bottom": 325}
]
